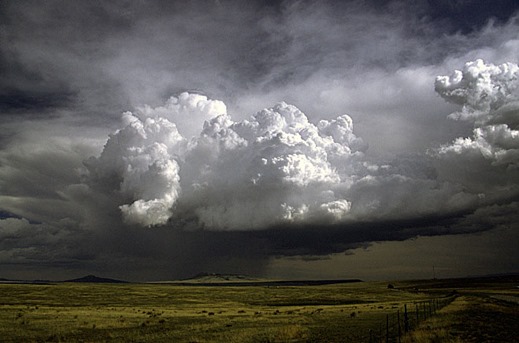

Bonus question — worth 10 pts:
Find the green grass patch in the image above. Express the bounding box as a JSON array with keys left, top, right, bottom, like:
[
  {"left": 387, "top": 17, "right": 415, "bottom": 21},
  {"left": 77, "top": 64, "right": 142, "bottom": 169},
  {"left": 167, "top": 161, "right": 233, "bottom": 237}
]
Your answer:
[
  {"left": 0, "top": 282, "right": 424, "bottom": 342},
  {"left": 2, "top": 279, "right": 512, "bottom": 342}
]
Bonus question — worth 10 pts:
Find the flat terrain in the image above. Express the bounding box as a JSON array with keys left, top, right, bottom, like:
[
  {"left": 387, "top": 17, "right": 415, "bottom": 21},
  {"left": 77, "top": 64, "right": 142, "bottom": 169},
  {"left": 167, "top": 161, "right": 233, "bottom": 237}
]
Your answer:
[
  {"left": 404, "top": 294, "right": 519, "bottom": 343},
  {"left": 399, "top": 276, "right": 519, "bottom": 343},
  {"left": 0, "top": 276, "right": 517, "bottom": 342}
]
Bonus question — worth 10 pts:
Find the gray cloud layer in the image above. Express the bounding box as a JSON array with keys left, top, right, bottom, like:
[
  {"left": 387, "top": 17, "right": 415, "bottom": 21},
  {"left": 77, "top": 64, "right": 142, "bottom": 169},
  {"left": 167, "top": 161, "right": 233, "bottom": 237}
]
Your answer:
[{"left": 1, "top": 0, "right": 518, "bottom": 280}]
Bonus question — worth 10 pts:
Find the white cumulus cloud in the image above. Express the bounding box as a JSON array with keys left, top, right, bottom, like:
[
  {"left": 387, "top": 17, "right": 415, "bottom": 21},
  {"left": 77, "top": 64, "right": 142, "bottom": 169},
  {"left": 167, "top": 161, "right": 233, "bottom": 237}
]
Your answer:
[
  {"left": 83, "top": 59, "right": 519, "bottom": 232},
  {"left": 83, "top": 92, "right": 228, "bottom": 227},
  {"left": 435, "top": 59, "right": 519, "bottom": 125},
  {"left": 434, "top": 59, "right": 519, "bottom": 193},
  {"left": 86, "top": 98, "right": 363, "bottom": 229}
]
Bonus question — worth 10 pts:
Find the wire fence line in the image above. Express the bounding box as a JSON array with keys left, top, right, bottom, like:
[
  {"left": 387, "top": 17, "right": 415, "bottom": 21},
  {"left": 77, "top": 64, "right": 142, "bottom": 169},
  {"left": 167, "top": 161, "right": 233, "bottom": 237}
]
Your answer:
[{"left": 367, "top": 294, "right": 457, "bottom": 343}]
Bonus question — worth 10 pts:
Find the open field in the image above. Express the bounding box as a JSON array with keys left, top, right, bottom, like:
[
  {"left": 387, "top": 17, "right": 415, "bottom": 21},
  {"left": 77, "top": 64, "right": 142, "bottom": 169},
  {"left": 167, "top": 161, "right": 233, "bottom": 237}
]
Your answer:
[
  {"left": 0, "top": 276, "right": 517, "bottom": 342},
  {"left": 403, "top": 295, "right": 519, "bottom": 343},
  {"left": 399, "top": 276, "right": 519, "bottom": 343}
]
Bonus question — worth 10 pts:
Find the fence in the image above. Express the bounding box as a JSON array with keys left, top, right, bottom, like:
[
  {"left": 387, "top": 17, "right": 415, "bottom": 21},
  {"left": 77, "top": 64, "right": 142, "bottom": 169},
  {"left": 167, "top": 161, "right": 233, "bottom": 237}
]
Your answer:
[{"left": 367, "top": 294, "right": 457, "bottom": 343}]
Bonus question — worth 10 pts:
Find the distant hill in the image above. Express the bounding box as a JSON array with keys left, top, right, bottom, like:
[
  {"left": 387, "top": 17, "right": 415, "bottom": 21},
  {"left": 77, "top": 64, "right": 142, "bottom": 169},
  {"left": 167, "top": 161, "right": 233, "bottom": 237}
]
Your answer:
[
  {"left": 64, "top": 275, "right": 127, "bottom": 283},
  {"left": 0, "top": 278, "right": 52, "bottom": 284},
  {"left": 183, "top": 272, "right": 262, "bottom": 283},
  {"left": 151, "top": 273, "right": 363, "bottom": 287}
]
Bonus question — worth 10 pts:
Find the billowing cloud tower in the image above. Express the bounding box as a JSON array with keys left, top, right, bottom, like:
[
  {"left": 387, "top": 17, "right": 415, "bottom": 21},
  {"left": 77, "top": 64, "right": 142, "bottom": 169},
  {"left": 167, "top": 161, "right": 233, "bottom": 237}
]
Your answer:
[
  {"left": 435, "top": 60, "right": 519, "bottom": 190},
  {"left": 85, "top": 93, "right": 364, "bottom": 229}
]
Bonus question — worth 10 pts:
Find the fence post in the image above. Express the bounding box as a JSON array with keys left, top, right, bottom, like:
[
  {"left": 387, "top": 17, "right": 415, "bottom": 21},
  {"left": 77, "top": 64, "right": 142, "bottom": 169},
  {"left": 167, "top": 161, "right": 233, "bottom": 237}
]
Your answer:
[
  {"left": 397, "top": 310, "right": 401, "bottom": 343},
  {"left": 366, "top": 298, "right": 455, "bottom": 342},
  {"left": 404, "top": 304, "right": 409, "bottom": 332},
  {"left": 386, "top": 314, "right": 389, "bottom": 343}
]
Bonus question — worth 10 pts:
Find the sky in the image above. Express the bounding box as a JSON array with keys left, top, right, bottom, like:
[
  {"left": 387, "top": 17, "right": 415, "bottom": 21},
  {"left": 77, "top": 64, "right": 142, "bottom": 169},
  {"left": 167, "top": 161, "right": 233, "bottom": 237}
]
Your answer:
[{"left": 1, "top": 0, "right": 518, "bottom": 282}]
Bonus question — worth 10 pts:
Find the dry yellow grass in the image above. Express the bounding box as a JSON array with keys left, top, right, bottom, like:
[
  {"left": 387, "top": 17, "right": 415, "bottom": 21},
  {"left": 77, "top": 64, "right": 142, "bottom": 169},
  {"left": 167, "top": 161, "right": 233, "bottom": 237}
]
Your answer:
[
  {"left": 403, "top": 295, "right": 519, "bottom": 343},
  {"left": 0, "top": 277, "right": 516, "bottom": 342},
  {"left": 0, "top": 281, "right": 430, "bottom": 342}
]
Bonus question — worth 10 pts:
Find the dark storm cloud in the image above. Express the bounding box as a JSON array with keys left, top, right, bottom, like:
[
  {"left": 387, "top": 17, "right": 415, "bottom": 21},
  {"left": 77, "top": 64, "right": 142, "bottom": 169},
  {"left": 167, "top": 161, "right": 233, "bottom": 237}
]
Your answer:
[
  {"left": 277, "top": 197, "right": 519, "bottom": 256},
  {"left": 3, "top": 0, "right": 515, "bottom": 118},
  {"left": 0, "top": 0, "right": 136, "bottom": 121},
  {"left": 0, "top": 53, "right": 76, "bottom": 114},
  {"left": 2, "top": 0, "right": 517, "bottom": 130},
  {"left": 1, "top": 0, "right": 519, "bottom": 280},
  {"left": 0, "top": 1, "right": 293, "bottom": 125},
  {"left": 424, "top": 0, "right": 519, "bottom": 34},
  {"left": 0, "top": 89, "right": 76, "bottom": 114}
]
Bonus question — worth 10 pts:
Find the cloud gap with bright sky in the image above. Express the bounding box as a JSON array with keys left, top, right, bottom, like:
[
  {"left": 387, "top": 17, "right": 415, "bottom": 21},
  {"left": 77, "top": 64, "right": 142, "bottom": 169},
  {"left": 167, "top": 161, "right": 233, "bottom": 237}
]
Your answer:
[{"left": 1, "top": 0, "right": 518, "bottom": 281}]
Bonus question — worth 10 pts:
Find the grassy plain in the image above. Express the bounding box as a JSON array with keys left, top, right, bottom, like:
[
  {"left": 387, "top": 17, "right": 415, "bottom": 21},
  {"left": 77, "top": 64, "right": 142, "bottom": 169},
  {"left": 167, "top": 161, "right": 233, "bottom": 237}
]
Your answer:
[
  {"left": 0, "top": 281, "right": 431, "bottom": 342},
  {"left": 0, "top": 277, "right": 516, "bottom": 342},
  {"left": 403, "top": 295, "right": 519, "bottom": 343},
  {"left": 400, "top": 276, "right": 519, "bottom": 343}
]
